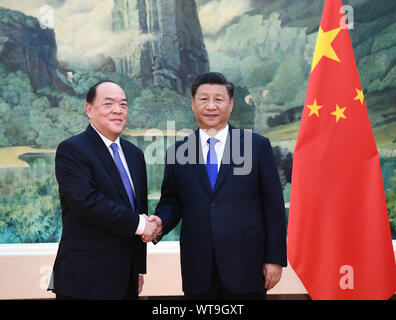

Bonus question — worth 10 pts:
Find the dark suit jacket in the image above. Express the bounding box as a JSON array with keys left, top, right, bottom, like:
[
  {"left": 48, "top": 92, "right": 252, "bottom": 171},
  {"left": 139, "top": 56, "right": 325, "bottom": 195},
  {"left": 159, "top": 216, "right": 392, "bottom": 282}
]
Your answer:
[
  {"left": 52, "top": 125, "right": 147, "bottom": 299},
  {"left": 156, "top": 125, "right": 287, "bottom": 295}
]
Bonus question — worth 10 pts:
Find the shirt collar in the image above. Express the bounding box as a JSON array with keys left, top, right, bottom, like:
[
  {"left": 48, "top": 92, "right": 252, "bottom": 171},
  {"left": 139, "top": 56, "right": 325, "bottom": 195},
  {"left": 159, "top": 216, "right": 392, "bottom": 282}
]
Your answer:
[
  {"left": 199, "top": 124, "right": 229, "bottom": 146},
  {"left": 90, "top": 124, "right": 121, "bottom": 149}
]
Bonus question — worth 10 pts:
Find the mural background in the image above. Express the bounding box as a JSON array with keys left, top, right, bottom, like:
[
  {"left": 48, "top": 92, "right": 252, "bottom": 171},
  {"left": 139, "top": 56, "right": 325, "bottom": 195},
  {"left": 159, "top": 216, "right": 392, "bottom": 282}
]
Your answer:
[{"left": 0, "top": 0, "right": 394, "bottom": 243}]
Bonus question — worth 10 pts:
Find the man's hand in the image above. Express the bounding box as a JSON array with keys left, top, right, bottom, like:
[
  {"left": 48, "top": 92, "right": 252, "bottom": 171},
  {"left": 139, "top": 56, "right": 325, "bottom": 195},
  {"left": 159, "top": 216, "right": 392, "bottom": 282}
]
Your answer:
[
  {"left": 263, "top": 263, "right": 282, "bottom": 291},
  {"left": 141, "top": 215, "right": 162, "bottom": 243}
]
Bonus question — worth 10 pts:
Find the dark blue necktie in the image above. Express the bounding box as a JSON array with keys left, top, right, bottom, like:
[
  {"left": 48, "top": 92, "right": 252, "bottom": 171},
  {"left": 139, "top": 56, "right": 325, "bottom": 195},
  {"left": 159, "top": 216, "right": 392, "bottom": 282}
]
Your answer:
[
  {"left": 110, "top": 143, "right": 136, "bottom": 211},
  {"left": 206, "top": 137, "right": 218, "bottom": 190}
]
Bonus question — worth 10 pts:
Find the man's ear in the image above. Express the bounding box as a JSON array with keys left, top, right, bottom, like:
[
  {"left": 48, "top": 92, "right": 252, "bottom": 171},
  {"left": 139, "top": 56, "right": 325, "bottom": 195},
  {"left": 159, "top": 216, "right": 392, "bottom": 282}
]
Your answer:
[
  {"left": 229, "top": 98, "right": 234, "bottom": 113},
  {"left": 85, "top": 102, "right": 93, "bottom": 119},
  {"left": 191, "top": 96, "right": 195, "bottom": 112}
]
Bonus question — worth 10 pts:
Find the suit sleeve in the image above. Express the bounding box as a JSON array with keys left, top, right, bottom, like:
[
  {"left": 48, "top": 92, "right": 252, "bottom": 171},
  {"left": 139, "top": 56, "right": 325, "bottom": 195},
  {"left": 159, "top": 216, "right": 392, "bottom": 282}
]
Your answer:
[
  {"left": 55, "top": 140, "right": 140, "bottom": 235},
  {"left": 260, "top": 138, "right": 288, "bottom": 267},
  {"left": 155, "top": 149, "right": 182, "bottom": 238},
  {"left": 133, "top": 151, "right": 148, "bottom": 274}
]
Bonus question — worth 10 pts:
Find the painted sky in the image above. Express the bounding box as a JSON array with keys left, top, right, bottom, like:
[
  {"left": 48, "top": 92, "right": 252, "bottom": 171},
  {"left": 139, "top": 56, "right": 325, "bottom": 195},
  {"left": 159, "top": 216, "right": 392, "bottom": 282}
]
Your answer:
[
  {"left": 0, "top": 0, "right": 145, "bottom": 66},
  {"left": 0, "top": 0, "right": 251, "bottom": 66}
]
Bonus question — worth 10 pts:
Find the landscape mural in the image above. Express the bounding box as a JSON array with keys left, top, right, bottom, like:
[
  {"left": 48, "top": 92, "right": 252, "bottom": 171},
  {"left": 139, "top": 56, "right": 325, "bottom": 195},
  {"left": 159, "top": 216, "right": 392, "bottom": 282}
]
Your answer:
[{"left": 0, "top": 0, "right": 394, "bottom": 243}]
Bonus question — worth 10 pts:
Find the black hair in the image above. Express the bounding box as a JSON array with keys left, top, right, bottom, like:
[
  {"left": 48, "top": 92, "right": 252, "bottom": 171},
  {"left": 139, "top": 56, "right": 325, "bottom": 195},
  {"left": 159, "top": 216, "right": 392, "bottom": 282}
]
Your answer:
[
  {"left": 86, "top": 80, "right": 123, "bottom": 103},
  {"left": 191, "top": 72, "right": 234, "bottom": 99}
]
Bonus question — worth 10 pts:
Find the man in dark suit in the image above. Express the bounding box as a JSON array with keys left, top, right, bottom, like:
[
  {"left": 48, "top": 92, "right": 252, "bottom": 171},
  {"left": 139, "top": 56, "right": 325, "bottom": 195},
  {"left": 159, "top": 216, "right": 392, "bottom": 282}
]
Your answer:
[
  {"left": 50, "top": 80, "right": 160, "bottom": 299},
  {"left": 146, "top": 72, "right": 287, "bottom": 299}
]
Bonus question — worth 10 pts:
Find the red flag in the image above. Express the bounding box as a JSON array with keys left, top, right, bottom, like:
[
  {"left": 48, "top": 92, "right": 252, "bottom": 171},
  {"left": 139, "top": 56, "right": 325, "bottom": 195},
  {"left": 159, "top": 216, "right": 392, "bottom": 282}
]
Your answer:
[{"left": 287, "top": 0, "right": 396, "bottom": 299}]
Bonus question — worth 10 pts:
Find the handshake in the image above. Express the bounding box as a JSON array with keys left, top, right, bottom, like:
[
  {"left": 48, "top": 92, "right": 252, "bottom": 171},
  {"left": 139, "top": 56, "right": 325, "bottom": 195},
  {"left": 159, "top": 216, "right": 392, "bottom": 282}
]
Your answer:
[{"left": 141, "top": 214, "right": 162, "bottom": 243}]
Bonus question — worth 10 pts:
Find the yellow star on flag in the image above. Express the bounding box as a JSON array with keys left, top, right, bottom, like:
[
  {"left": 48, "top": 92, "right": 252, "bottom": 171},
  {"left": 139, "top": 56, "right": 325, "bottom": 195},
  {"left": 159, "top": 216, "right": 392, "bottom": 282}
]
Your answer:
[
  {"left": 354, "top": 88, "right": 365, "bottom": 105},
  {"left": 307, "top": 99, "right": 323, "bottom": 117},
  {"left": 331, "top": 104, "right": 347, "bottom": 122},
  {"left": 311, "top": 26, "right": 341, "bottom": 72}
]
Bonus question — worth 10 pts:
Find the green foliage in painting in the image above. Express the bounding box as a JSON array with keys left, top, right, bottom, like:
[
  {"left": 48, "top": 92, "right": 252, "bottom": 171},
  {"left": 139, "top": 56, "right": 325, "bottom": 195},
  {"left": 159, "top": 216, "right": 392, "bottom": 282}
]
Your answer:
[
  {"left": 129, "top": 87, "right": 195, "bottom": 130},
  {"left": 0, "top": 165, "right": 61, "bottom": 243},
  {"left": 382, "top": 157, "right": 396, "bottom": 235}
]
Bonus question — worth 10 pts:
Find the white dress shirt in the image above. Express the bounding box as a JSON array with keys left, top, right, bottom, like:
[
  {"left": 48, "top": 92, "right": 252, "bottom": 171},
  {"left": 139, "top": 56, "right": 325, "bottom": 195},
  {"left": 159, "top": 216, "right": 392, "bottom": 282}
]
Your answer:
[
  {"left": 91, "top": 124, "right": 146, "bottom": 235},
  {"left": 199, "top": 124, "right": 229, "bottom": 172}
]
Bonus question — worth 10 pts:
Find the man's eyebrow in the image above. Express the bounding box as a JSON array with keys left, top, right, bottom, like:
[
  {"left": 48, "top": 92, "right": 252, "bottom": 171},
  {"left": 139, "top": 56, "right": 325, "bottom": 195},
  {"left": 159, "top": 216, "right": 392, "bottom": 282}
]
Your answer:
[{"left": 104, "top": 97, "right": 128, "bottom": 102}]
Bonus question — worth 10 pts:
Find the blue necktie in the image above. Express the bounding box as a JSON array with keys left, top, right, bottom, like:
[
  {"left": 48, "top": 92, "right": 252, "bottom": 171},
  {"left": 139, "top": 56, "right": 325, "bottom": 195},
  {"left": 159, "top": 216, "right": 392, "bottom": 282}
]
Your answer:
[
  {"left": 110, "top": 143, "right": 136, "bottom": 211},
  {"left": 206, "top": 138, "right": 218, "bottom": 190}
]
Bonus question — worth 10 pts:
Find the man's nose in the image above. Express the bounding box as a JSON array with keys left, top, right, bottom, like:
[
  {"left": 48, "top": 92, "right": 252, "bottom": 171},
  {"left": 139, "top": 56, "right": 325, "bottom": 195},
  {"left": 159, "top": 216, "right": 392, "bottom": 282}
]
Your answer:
[
  {"left": 112, "top": 104, "right": 122, "bottom": 113},
  {"left": 206, "top": 99, "right": 217, "bottom": 109}
]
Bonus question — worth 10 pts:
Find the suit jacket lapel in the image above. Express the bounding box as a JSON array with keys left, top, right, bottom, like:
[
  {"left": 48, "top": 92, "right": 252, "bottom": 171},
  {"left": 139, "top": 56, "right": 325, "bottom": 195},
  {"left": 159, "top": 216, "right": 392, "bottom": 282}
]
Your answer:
[
  {"left": 212, "top": 125, "right": 239, "bottom": 197},
  {"left": 85, "top": 125, "right": 132, "bottom": 209},
  {"left": 192, "top": 125, "right": 242, "bottom": 197}
]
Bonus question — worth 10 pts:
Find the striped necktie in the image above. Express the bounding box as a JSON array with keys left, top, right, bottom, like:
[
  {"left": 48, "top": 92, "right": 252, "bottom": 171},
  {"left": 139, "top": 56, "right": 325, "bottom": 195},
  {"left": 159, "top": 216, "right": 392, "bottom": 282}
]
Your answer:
[
  {"left": 110, "top": 143, "right": 136, "bottom": 211},
  {"left": 206, "top": 137, "right": 218, "bottom": 190}
]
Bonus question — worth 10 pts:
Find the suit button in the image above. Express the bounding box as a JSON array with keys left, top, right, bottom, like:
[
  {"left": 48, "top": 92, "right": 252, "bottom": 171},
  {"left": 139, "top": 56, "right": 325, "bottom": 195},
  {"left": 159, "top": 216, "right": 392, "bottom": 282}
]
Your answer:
[
  {"left": 210, "top": 202, "right": 215, "bottom": 207},
  {"left": 208, "top": 229, "right": 213, "bottom": 236}
]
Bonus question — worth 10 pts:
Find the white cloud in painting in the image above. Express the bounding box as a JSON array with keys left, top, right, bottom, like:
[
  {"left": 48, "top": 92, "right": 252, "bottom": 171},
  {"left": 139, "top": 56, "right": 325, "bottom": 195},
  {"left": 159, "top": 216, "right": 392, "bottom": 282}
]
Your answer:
[
  {"left": 0, "top": 0, "right": 152, "bottom": 66},
  {"left": 198, "top": 0, "right": 251, "bottom": 36}
]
